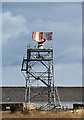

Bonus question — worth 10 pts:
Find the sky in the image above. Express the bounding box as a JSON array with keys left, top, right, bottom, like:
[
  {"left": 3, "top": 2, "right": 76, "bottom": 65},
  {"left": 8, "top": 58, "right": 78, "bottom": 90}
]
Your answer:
[{"left": 2, "top": 2, "right": 82, "bottom": 86}]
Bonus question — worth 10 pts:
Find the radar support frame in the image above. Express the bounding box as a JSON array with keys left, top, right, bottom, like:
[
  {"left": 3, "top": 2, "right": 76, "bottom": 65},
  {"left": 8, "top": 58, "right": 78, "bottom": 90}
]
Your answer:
[{"left": 21, "top": 47, "right": 61, "bottom": 110}]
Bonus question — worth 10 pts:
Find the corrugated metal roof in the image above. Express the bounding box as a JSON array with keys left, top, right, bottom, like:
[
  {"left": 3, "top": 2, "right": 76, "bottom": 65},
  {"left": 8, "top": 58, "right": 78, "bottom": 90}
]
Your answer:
[{"left": 1, "top": 87, "right": 83, "bottom": 103}]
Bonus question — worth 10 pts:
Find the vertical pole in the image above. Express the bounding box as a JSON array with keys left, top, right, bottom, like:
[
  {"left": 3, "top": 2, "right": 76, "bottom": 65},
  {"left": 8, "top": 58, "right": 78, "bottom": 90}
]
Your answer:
[
  {"left": 25, "top": 47, "right": 29, "bottom": 103},
  {"left": 25, "top": 72, "right": 31, "bottom": 103},
  {"left": 51, "top": 49, "right": 55, "bottom": 106},
  {"left": 48, "top": 51, "right": 51, "bottom": 109},
  {"left": 52, "top": 49, "right": 54, "bottom": 91},
  {"left": 25, "top": 75, "right": 28, "bottom": 102},
  {"left": 28, "top": 64, "right": 31, "bottom": 104},
  {"left": 48, "top": 64, "right": 50, "bottom": 105},
  {"left": 28, "top": 78, "right": 30, "bottom": 103},
  {"left": 26, "top": 47, "right": 31, "bottom": 103}
]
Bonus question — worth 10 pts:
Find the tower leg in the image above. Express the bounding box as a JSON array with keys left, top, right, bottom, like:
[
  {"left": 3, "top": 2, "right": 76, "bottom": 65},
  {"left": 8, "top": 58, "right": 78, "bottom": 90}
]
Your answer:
[
  {"left": 28, "top": 78, "right": 30, "bottom": 103},
  {"left": 25, "top": 77, "right": 28, "bottom": 102}
]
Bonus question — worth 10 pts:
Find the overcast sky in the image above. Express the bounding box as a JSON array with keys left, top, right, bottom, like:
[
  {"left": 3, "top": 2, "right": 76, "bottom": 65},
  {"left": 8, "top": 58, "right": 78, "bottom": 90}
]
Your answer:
[{"left": 2, "top": 2, "right": 82, "bottom": 86}]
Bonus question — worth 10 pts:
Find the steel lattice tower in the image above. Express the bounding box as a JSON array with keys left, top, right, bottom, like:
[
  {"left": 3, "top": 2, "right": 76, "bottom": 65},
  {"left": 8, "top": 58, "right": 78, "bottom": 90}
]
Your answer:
[{"left": 21, "top": 46, "right": 61, "bottom": 110}]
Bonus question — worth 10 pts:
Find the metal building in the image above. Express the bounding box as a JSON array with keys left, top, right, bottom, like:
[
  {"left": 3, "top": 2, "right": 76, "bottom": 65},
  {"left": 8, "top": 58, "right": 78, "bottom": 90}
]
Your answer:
[{"left": 21, "top": 32, "right": 61, "bottom": 110}]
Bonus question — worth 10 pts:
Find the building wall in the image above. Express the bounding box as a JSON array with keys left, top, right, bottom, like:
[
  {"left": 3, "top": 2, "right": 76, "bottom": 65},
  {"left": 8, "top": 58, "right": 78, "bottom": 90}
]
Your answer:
[
  {"left": 2, "top": 87, "right": 83, "bottom": 102},
  {"left": 1, "top": 87, "right": 84, "bottom": 111}
]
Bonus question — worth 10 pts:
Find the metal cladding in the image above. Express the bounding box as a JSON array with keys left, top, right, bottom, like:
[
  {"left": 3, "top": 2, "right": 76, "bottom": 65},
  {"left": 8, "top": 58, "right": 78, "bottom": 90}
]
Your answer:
[{"left": 32, "top": 32, "right": 53, "bottom": 42}]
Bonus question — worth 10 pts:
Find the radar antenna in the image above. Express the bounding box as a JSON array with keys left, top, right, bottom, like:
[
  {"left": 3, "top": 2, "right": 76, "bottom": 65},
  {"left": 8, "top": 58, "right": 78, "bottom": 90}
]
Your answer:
[{"left": 32, "top": 32, "right": 53, "bottom": 49}]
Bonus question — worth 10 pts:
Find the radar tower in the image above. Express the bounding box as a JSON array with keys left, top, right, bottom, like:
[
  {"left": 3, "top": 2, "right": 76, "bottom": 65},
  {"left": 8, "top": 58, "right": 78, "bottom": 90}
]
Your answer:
[{"left": 21, "top": 32, "right": 61, "bottom": 110}]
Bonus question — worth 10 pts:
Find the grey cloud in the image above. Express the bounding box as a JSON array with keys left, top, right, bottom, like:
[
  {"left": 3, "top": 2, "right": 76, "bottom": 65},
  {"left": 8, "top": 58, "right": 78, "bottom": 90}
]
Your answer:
[{"left": 2, "top": 12, "right": 29, "bottom": 43}]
